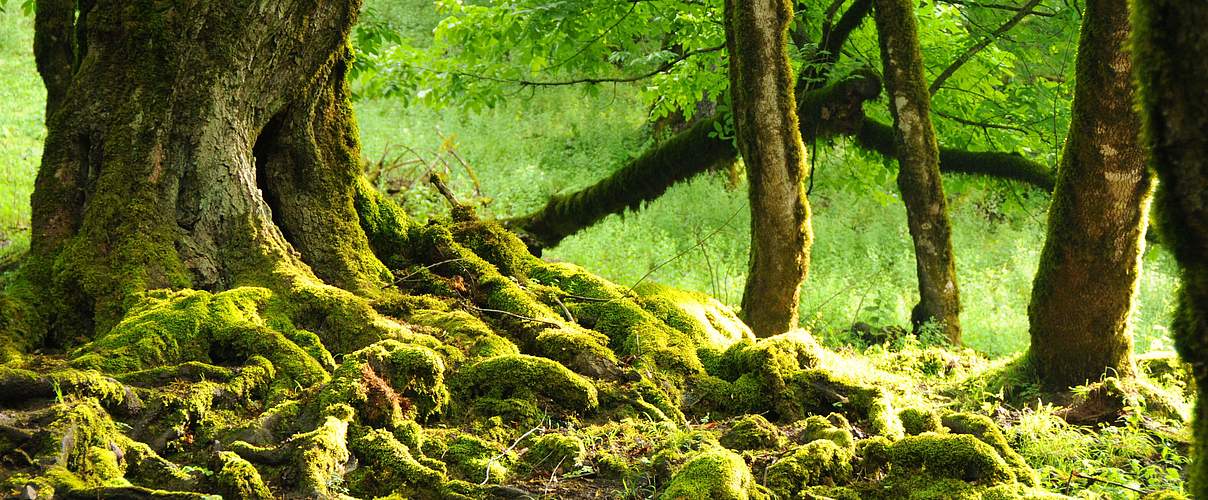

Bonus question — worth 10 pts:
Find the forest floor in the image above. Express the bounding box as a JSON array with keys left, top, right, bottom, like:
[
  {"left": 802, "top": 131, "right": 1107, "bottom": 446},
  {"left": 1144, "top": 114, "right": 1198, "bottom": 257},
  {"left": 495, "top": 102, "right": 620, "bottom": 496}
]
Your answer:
[{"left": 0, "top": 5, "right": 1197, "bottom": 500}]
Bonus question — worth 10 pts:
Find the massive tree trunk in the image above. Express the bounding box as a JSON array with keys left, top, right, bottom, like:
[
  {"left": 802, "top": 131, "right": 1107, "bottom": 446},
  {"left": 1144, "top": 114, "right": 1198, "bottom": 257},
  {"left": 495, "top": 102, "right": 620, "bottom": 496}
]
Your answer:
[
  {"left": 873, "top": 0, "right": 962, "bottom": 343},
  {"left": 1130, "top": 0, "right": 1208, "bottom": 494},
  {"left": 725, "top": 0, "right": 812, "bottom": 337},
  {"left": 25, "top": 0, "right": 387, "bottom": 346},
  {"left": 1027, "top": 0, "right": 1149, "bottom": 391}
]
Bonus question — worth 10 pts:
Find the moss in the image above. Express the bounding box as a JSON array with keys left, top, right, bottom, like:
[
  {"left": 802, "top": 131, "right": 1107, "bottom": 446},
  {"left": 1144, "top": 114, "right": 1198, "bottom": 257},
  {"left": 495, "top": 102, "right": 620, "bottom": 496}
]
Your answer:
[
  {"left": 457, "top": 354, "right": 598, "bottom": 413},
  {"left": 719, "top": 414, "right": 785, "bottom": 451},
  {"left": 68, "top": 288, "right": 329, "bottom": 391},
  {"left": 634, "top": 282, "right": 753, "bottom": 349},
  {"left": 790, "top": 368, "right": 902, "bottom": 437},
  {"left": 533, "top": 326, "right": 620, "bottom": 379},
  {"left": 704, "top": 333, "right": 820, "bottom": 418},
  {"left": 346, "top": 428, "right": 446, "bottom": 498},
  {"left": 531, "top": 262, "right": 705, "bottom": 392},
  {"left": 594, "top": 451, "right": 631, "bottom": 480},
  {"left": 856, "top": 435, "right": 893, "bottom": 474},
  {"left": 940, "top": 413, "right": 1037, "bottom": 486},
  {"left": 408, "top": 309, "right": 518, "bottom": 359},
  {"left": 888, "top": 433, "right": 1015, "bottom": 484},
  {"left": 214, "top": 451, "right": 272, "bottom": 500},
  {"left": 286, "top": 405, "right": 353, "bottom": 498},
  {"left": 660, "top": 448, "right": 764, "bottom": 500},
  {"left": 522, "top": 433, "right": 587, "bottom": 473},
  {"left": 765, "top": 440, "right": 854, "bottom": 494},
  {"left": 450, "top": 220, "right": 537, "bottom": 278},
  {"left": 899, "top": 408, "right": 942, "bottom": 435},
  {"left": 793, "top": 415, "right": 854, "bottom": 449},
  {"left": 445, "top": 433, "right": 510, "bottom": 484}
]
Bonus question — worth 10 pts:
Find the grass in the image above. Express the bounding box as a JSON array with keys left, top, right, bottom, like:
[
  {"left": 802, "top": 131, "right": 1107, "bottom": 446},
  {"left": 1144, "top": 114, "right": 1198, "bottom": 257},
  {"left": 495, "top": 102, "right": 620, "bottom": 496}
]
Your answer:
[
  {"left": 0, "top": 10, "right": 42, "bottom": 259},
  {"left": 0, "top": 4, "right": 1180, "bottom": 358}
]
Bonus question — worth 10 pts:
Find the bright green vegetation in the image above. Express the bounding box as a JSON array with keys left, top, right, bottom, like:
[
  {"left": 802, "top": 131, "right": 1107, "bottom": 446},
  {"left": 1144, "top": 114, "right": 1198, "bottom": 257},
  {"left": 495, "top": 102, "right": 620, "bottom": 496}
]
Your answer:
[{"left": 0, "top": 11, "right": 41, "bottom": 262}]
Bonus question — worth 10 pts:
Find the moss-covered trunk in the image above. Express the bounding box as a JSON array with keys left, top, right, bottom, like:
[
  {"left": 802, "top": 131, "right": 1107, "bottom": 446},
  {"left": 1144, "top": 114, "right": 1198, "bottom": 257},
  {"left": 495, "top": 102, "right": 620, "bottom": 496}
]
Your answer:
[
  {"left": 1130, "top": 0, "right": 1208, "bottom": 494},
  {"left": 725, "top": 0, "right": 812, "bottom": 337},
  {"left": 23, "top": 0, "right": 384, "bottom": 346},
  {"left": 1027, "top": 0, "right": 1149, "bottom": 391},
  {"left": 872, "top": 0, "right": 962, "bottom": 343}
]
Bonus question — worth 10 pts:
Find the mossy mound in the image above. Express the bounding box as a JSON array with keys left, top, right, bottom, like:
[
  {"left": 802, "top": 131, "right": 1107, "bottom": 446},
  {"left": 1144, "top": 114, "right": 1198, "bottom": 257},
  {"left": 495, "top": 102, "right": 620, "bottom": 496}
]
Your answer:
[{"left": 0, "top": 209, "right": 1072, "bottom": 498}]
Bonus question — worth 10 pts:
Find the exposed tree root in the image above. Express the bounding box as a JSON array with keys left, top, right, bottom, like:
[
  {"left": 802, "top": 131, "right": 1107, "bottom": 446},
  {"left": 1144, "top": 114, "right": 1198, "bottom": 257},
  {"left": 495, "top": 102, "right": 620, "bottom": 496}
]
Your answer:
[{"left": 0, "top": 188, "right": 1102, "bottom": 499}]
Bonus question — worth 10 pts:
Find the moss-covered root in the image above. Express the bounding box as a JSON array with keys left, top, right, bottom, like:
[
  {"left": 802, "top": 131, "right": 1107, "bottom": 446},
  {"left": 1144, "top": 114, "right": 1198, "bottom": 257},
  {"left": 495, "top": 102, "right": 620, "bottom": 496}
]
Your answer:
[
  {"left": 0, "top": 398, "right": 128, "bottom": 497},
  {"left": 765, "top": 439, "right": 854, "bottom": 495},
  {"left": 940, "top": 413, "right": 1038, "bottom": 486},
  {"left": 661, "top": 448, "right": 766, "bottom": 500},
  {"left": 213, "top": 451, "right": 272, "bottom": 500},
  {"left": 230, "top": 404, "right": 354, "bottom": 498},
  {"left": 345, "top": 428, "right": 449, "bottom": 498}
]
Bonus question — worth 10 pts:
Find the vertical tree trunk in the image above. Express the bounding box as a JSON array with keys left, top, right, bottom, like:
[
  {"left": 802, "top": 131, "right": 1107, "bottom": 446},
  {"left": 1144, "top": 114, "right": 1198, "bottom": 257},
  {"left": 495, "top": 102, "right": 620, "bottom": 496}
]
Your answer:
[
  {"left": 726, "top": 0, "right": 813, "bottom": 338},
  {"left": 1130, "top": 1, "right": 1208, "bottom": 495},
  {"left": 872, "top": 0, "right": 962, "bottom": 343},
  {"left": 24, "top": 0, "right": 384, "bottom": 345},
  {"left": 1027, "top": 0, "right": 1149, "bottom": 390}
]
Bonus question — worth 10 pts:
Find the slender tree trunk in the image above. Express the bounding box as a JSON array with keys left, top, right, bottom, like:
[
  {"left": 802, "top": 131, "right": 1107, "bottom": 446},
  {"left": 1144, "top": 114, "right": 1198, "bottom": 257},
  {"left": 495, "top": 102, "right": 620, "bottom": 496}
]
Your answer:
[
  {"left": 872, "top": 0, "right": 962, "bottom": 343},
  {"left": 1130, "top": 1, "right": 1208, "bottom": 495},
  {"left": 725, "top": 0, "right": 812, "bottom": 337},
  {"left": 24, "top": 0, "right": 385, "bottom": 346},
  {"left": 1027, "top": 0, "right": 1149, "bottom": 390}
]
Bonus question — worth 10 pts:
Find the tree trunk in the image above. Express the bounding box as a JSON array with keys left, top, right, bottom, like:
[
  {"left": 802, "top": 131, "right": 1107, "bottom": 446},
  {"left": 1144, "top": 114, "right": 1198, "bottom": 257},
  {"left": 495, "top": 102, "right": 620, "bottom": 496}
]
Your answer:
[
  {"left": 25, "top": 0, "right": 385, "bottom": 345},
  {"left": 1027, "top": 0, "right": 1149, "bottom": 390},
  {"left": 1130, "top": 0, "right": 1208, "bottom": 495},
  {"left": 725, "top": 0, "right": 813, "bottom": 337},
  {"left": 872, "top": 0, "right": 962, "bottom": 343}
]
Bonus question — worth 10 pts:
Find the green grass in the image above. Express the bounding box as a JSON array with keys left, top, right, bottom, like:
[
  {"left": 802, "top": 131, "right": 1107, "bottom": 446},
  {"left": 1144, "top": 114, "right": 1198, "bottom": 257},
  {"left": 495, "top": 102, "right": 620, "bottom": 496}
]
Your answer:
[{"left": 0, "top": 10, "right": 42, "bottom": 259}]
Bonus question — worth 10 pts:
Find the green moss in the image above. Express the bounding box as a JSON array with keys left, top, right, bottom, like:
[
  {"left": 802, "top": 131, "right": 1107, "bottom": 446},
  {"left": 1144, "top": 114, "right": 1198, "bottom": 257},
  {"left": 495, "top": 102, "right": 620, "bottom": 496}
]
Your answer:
[
  {"left": 719, "top": 414, "right": 785, "bottom": 451},
  {"left": 445, "top": 433, "right": 510, "bottom": 484},
  {"left": 594, "top": 451, "right": 631, "bottom": 480},
  {"left": 450, "top": 220, "right": 537, "bottom": 278},
  {"left": 765, "top": 440, "right": 854, "bottom": 495},
  {"left": 457, "top": 354, "right": 598, "bottom": 413},
  {"left": 856, "top": 435, "right": 893, "bottom": 474},
  {"left": 793, "top": 415, "right": 855, "bottom": 449},
  {"left": 522, "top": 433, "right": 587, "bottom": 473},
  {"left": 409, "top": 309, "right": 518, "bottom": 359},
  {"left": 899, "top": 408, "right": 942, "bottom": 436},
  {"left": 888, "top": 433, "right": 1015, "bottom": 484},
  {"left": 68, "top": 288, "right": 329, "bottom": 390},
  {"left": 289, "top": 405, "right": 353, "bottom": 497},
  {"left": 634, "top": 282, "right": 754, "bottom": 349},
  {"left": 660, "top": 448, "right": 764, "bottom": 500},
  {"left": 940, "top": 413, "right": 1037, "bottom": 486},
  {"left": 214, "top": 451, "right": 272, "bottom": 500},
  {"left": 346, "top": 428, "right": 446, "bottom": 498}
]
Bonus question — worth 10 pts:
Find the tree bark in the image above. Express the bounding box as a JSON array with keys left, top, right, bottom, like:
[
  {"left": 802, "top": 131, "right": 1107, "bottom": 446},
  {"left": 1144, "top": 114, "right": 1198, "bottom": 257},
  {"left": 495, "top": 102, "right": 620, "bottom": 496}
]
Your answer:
[
  {"left": 873, "top": 0, "right": 962, "bottom": 343},
  {"left": 1027, "top": 0, "right": 1149, "bottom": 391},
  {"left": 24, "top": 0, "right": 383, "bottom": 344},
  {"left": 1130, "top": 0, "right": 1208, "bottom": 495},
  {"left": 725, "top": 0, "right": 812, "bottom": 337}
]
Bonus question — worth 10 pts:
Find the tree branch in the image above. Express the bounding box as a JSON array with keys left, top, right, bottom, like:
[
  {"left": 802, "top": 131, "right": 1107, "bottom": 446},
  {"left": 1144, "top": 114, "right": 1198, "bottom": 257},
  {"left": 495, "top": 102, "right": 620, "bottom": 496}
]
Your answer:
[
  {"left": 506, "top": 71, "right": 1053, "bottom": 250},
  {"left": 928, "top": 0, "right": 1044, "bottom": 95}
]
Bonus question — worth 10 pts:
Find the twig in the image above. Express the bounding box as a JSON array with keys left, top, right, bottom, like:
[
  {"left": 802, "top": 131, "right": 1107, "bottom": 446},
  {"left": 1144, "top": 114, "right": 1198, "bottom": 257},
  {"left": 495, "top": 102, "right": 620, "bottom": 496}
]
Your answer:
[
  {"left": 481, "top": 425, "right": 544, "bottom": 485},
  {"left": 1070, "top": 471, "right": 1151, "bottom": 495},
  {"left": 420, "top": 44, "right": 724, "bottom": 88},
  {"left": 469, "top": 305, "right": 563, "bottom": 328},
  {"left": 393, "top": 258, "right": 468, "bottom": 284},
  {"left": 551, "top": 295, "right": 576, "bottom": 323},
  {"left": 615, "top": 202, "right": 745, "bottom": 302},
  {"left": 929, "top": 0, "right": 1044, "bottom": 95}
]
